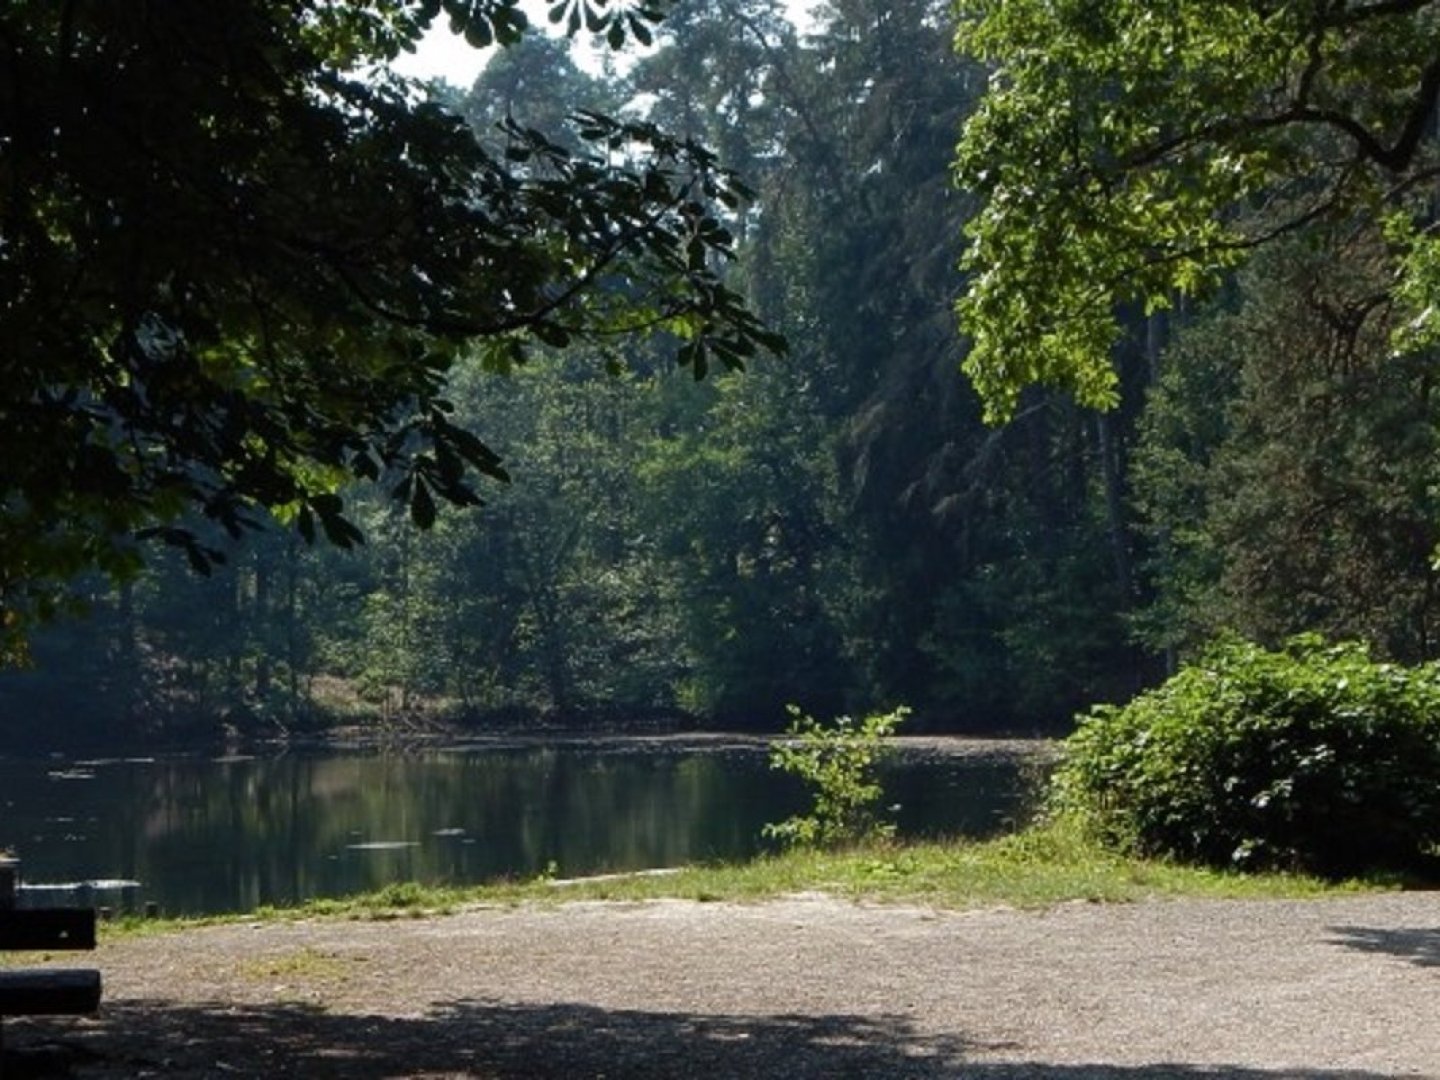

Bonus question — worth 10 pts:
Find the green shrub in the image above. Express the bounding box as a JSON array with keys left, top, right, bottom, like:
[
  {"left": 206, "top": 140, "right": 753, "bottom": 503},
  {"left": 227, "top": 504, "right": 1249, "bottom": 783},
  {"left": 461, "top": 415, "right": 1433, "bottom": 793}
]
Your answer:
[
  {"left": 763, "top": 704, "right": 909, "bottom": 849},
  {"left": 1050, "top": 635, "right": 1440, "bottom": 878}
]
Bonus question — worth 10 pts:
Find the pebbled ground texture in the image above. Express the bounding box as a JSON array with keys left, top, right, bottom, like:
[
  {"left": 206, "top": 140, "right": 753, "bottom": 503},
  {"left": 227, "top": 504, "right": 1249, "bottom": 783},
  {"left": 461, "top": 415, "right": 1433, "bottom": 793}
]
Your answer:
[{"left": 3, "top": 891, "right": 1437, "bottom": 1078}]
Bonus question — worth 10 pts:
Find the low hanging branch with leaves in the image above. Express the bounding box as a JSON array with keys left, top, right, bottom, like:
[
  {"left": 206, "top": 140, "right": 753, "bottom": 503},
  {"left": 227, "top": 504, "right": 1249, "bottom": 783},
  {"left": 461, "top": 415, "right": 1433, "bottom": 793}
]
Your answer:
[{"left": 0, "top": 0, "right": 783, "bottom": 660}]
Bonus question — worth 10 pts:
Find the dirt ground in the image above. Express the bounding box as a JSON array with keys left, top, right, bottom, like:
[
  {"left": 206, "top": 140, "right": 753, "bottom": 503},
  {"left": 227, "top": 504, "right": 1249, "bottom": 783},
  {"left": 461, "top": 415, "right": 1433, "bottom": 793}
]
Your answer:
[{"left": 3, "top": 891, "right": 1438, "bottom": 1078}]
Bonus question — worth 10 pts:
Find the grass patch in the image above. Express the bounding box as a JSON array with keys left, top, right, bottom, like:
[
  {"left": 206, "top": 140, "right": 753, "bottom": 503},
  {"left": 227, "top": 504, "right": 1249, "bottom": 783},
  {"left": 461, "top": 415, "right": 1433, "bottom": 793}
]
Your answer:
[
  {"left": 517, "top": 817, "right": 1370, "bottom": 908},
  {"left": 96, "top": 819, "right": 1384, "bottom": 941},
  {"left": 237, "top": 945, "right": 359, "bottom": 984},
  {"left": 263, "top": 880, "right": 471, "bottom": 920}
]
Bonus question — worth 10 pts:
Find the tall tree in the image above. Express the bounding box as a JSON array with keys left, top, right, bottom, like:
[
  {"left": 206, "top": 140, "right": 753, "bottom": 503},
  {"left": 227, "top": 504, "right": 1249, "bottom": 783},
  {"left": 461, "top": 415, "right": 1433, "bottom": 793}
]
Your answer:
[
  {"left": 1134, "top": 228, "right": 1440, "bottom": 662},
  {"left": 638, "top": 363, "right": 854, "bottom": 723},
  {"left": 774, "top": 0, "right": 1149, "bottom": 725}
]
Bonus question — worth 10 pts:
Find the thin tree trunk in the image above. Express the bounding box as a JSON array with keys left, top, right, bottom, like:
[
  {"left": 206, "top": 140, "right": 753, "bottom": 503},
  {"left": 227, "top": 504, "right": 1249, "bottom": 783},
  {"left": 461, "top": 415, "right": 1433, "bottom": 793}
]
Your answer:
[{"left": 1095, "top": 412, "right": 1134, "bottom": 604}]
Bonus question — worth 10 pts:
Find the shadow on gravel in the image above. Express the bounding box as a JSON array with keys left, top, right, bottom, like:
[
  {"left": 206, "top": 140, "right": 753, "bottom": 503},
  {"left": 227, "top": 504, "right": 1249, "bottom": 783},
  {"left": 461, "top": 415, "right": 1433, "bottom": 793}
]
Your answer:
[
  {"left": 1, "top": 999, "right": 1407, "bottom": 1079},
  {"left": 1328, "top": 924, "right": 1440, "bottom": 968}
]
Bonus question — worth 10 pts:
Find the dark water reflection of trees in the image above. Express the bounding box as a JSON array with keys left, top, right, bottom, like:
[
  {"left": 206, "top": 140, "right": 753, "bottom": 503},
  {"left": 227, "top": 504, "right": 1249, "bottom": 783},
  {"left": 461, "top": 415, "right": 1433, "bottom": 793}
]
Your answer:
[{"left": 0, "top": 745, "right": 1039, "bottom": 916}]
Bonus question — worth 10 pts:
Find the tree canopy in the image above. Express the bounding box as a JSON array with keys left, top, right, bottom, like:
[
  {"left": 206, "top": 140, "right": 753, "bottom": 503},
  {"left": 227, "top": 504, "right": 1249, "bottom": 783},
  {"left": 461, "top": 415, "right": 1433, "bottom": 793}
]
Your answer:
[
  {"left": 19, "top": 0, "right": 1440, "bottom": 746},
  {"left": 953, "top": 0, "right": 1440, "bottom": 420},
  {"left": 0, "top": 0, "right": 779, "bottom": 659}
]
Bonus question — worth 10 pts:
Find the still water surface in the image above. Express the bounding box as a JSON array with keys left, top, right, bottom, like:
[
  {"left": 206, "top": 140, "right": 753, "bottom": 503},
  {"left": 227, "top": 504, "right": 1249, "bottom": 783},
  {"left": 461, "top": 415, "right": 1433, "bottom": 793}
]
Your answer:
[{"left": 0, "top": 740, "right": 1040, "bottom": 916}]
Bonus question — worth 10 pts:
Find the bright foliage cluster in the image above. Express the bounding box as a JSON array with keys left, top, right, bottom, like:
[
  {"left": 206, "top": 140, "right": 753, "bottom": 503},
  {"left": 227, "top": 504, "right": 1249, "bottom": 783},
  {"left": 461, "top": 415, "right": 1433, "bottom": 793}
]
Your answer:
[{"left": 955, "top": 0, "right": 1440, "bottom": 419}]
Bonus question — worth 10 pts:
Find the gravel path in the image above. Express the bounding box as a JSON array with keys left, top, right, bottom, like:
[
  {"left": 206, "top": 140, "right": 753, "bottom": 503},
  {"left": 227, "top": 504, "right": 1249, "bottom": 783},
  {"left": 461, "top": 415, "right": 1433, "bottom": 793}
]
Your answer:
[{"left": 5, "top": 892, "right": 1438, "bottom": 1078}]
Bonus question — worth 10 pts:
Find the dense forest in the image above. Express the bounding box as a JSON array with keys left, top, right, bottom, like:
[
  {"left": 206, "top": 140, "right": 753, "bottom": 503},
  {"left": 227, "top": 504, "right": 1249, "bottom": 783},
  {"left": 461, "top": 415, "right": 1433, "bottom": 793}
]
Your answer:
[{"left": 5, "top": 0, "right": 1438, "bottom": 748}]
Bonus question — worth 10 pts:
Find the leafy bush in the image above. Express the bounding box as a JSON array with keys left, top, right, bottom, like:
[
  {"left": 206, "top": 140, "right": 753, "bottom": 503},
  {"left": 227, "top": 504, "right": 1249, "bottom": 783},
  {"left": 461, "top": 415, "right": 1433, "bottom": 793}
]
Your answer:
[
  {"left": 763, "top": 704, "right": 908, "bottom": 849},
  {"left": 1050, "top": 635, "right": 1440, "bottom": 878}
]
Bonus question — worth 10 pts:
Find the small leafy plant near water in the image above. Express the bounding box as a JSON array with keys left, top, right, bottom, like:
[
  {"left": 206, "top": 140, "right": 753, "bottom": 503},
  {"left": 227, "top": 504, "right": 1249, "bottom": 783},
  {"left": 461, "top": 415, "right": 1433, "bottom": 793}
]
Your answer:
[
  {"left": 1050, "top": 635, "right": 1440, "bottom": 879},
  {"left": 763, "top": 704, "right": 909, "bottom": 849}
]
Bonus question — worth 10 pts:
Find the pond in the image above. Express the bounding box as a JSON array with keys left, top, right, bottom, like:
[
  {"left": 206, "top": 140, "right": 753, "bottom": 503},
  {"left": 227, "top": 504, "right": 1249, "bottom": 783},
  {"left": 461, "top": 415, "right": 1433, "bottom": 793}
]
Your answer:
[{"left": 0, "top": 737, "right": 1047, "bottom": 916}]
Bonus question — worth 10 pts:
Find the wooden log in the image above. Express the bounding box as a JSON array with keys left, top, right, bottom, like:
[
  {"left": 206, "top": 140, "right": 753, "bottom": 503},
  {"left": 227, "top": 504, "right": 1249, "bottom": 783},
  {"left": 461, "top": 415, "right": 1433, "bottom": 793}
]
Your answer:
[
  {"left": 0, "top": 970, "right": 102, "bottom": 1016},
  {"left": 0, "top": 909, "right": 97, "bottom": 952}
]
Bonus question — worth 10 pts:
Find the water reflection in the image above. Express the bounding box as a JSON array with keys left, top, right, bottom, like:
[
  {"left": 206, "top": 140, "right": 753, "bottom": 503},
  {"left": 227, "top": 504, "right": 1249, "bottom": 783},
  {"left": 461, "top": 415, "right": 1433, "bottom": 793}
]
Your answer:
[{"left": 0, "top": 744, "right": 1038, "bottom": 916}]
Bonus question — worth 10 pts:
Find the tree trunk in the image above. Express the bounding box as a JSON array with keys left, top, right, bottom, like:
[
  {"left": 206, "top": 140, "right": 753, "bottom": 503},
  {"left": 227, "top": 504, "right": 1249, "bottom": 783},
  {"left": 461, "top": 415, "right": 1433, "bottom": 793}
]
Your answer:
[{"left": 1095, "top": 412, "right": 1135, "bottom": 604}]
